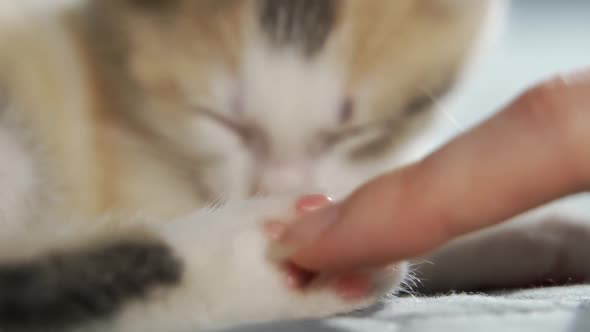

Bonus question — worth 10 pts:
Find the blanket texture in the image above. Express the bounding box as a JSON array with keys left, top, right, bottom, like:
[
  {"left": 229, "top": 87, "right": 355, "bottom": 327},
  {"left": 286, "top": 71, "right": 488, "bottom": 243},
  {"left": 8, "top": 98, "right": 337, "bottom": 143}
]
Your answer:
[{"left": 219, "top": 285, "right": 590, "bottom": 332}]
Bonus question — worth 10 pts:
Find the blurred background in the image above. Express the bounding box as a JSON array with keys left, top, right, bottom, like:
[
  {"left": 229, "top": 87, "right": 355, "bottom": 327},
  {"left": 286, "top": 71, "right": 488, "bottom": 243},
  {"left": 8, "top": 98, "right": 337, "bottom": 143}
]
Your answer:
[
  {"left": 451, "top": 0, "right": 590, "bottom": 126},
  {"left": 439, "top": 0, "right": 590, "bottom": 217}
]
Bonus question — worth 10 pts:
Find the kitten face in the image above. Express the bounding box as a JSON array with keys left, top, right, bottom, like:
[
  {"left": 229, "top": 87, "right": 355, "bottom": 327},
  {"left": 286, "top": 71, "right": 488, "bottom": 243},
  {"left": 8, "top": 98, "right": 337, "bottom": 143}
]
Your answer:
[{"left": 93, "top": 0, "right": 495, "bottom": 200}]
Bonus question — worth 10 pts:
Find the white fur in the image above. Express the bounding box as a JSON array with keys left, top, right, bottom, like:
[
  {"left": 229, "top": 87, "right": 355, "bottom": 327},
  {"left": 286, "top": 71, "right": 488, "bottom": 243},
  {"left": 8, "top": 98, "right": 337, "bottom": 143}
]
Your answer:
[{"left": 239, "top": 34, "right": 348, "bottom": 194}]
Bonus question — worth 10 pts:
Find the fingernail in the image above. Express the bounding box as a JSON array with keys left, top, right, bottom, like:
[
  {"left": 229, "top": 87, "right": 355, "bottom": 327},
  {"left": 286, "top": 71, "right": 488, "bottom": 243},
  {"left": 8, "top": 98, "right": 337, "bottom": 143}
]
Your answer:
[
  {"left": 280, "top": 203, "right": 342, "bottom": 250},
  {"left": 296, "top": 195, "right": 333, "bottom": 215}
]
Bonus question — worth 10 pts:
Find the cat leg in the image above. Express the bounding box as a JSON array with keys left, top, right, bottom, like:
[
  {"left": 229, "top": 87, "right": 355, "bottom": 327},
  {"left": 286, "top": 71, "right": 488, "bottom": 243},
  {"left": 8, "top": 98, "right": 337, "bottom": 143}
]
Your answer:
[
  {"left": 413, "top": 211, "right": 590, "bottom": 294},
  {"left": 0, "top": 196, "right": 406, "bottom": 332}
]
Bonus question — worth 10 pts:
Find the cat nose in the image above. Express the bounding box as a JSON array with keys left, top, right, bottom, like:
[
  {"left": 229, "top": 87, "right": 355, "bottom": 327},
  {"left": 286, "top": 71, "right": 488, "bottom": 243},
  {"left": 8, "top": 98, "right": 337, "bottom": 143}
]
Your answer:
[{"left": 253, "top": 167, "right": 310, "bottom": 195}]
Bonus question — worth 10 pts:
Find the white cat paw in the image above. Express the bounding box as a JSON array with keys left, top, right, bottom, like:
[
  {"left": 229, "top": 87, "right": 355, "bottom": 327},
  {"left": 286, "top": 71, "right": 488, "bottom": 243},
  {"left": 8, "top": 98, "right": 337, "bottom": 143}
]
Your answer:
[{"left": 200, "top": 195, "right": 406, "bottom": 326}]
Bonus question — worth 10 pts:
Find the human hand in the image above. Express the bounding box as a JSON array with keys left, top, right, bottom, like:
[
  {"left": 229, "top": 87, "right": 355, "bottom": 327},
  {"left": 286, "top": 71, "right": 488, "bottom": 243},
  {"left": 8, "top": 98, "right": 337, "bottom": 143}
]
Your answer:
[{"left": 272, "top": 69, "right": 590, "bottom": 273}]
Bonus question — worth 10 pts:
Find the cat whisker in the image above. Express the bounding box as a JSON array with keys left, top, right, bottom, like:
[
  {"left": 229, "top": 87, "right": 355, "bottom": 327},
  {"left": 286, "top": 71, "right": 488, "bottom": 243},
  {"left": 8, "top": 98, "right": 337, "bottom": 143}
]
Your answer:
[{"left": 422, "top": 88, "right": 466, "bottom": 133}]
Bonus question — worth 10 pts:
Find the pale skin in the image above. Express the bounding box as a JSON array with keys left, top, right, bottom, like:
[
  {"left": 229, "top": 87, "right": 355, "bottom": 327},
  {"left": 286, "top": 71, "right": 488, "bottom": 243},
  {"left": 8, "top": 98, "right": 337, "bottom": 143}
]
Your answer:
[{"left": 265, "top": 69, "right": 590, "bottom": 297}]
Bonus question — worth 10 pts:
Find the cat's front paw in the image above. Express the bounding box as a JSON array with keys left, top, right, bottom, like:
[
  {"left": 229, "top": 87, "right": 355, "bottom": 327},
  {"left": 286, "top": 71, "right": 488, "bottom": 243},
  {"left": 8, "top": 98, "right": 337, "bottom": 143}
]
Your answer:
[{"left": 216, "top": 195, "right": 407, "bottom": 325}]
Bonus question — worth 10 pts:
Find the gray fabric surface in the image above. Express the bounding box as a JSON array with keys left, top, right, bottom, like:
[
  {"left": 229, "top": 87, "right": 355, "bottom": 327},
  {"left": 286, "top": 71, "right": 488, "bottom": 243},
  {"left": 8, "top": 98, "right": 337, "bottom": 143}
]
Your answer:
[{"left": 219, "top": 286, "right": 590, "bottom": 332}]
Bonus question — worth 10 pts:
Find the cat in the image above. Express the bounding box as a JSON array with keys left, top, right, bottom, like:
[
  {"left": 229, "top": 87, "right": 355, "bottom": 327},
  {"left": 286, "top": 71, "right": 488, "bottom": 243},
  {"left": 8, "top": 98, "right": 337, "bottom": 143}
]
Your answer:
[{"left": 0, "top": 0, "right": 503, "bottom": 331}]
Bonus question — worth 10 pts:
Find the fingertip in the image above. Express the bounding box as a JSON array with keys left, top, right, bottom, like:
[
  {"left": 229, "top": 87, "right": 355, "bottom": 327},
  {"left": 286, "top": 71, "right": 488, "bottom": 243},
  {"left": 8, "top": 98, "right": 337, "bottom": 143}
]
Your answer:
[
  {"left": 279, "top": 203, "right": 342, "bottom": 249},
  {"left": 295, "top": 194, "right": 333, "bottom": 215}
]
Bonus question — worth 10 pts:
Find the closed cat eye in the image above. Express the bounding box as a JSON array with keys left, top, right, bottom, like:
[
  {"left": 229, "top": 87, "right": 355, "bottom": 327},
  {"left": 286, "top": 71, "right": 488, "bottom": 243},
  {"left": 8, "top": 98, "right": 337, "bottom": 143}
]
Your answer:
[
  {"left": 315, "top": 117, "right": 393, "bottom": 154},
  {"left": 191, "top": 105, "right": 269, "bottom": 153},
  {"left": 406, "top": 80, "right": 457, "bottom": 115}
]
